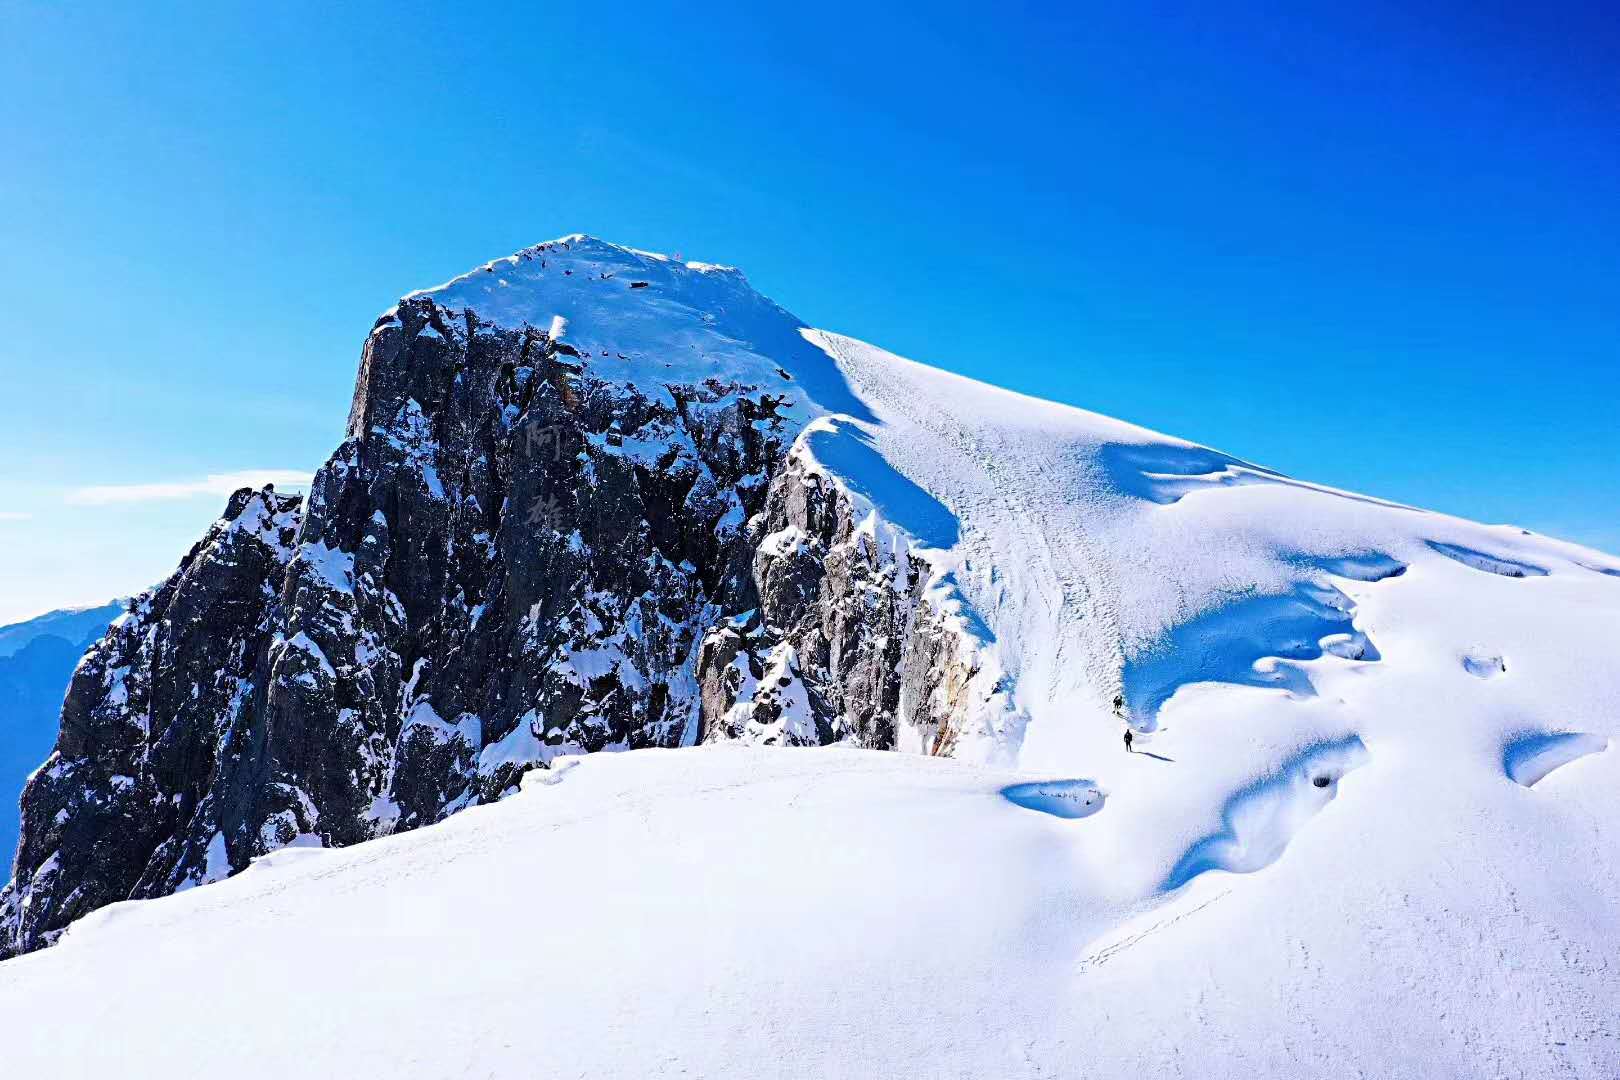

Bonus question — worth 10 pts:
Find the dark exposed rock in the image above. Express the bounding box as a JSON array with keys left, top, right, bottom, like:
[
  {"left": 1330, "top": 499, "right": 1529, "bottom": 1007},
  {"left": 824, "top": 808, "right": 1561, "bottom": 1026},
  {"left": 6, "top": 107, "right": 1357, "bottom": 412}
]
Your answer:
[{"left": 1, "top": 490, "right": 299, "bottom": 952}]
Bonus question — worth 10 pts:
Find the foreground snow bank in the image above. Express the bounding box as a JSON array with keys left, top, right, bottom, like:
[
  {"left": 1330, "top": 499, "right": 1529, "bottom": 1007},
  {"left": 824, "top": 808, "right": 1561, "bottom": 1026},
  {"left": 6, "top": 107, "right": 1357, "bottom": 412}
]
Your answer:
[{"left": 3, "top": 742, "right": 1616, "bottom": 1079}]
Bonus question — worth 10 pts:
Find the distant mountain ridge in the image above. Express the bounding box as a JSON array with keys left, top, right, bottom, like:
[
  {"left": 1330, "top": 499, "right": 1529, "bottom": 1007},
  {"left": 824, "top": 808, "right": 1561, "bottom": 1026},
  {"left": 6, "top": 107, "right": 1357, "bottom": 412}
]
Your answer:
[
  {"left": 0, "top": 602, "right": 122, "bottom": 870},
  {"left": 0, "top": 603, "right": 123, "bottom": 660}
]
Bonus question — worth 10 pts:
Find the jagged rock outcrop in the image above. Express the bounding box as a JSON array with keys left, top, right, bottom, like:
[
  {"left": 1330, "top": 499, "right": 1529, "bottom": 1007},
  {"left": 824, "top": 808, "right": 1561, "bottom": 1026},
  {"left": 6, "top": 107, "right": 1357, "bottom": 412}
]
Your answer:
[
  {"left": 1, "top": 489, "right": 300, "bottom": 952},
  {"left": 698, "top": 445, "right": 1017, "bottom": 754},
  {"left": 0, "top": 237, "right": 1019, "bottom": 958}
]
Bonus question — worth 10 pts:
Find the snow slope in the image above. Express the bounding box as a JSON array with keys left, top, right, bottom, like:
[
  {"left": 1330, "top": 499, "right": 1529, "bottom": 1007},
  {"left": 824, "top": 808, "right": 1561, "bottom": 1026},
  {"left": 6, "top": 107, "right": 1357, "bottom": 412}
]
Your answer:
[
  {"left": 3, "top": 237, "right": 1617, "bottom": 1076},
  {"left": 800, "top": 331, "right": 1620, "bottom": 906},
  {"left": 2, "top": 740, "right": 1614, "bottom": 1078}
]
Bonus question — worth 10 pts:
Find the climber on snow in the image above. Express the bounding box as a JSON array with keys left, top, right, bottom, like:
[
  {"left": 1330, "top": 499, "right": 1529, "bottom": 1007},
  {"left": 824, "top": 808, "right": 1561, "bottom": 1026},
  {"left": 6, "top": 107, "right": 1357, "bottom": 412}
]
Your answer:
[{"left": 1114, "top": 694, "right": 1134, "bottom": 752}]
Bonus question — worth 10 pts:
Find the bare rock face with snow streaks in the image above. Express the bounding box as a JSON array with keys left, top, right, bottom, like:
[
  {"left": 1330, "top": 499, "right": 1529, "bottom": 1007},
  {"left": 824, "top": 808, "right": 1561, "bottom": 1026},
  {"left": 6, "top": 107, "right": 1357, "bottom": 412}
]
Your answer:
[{"left": 0, "top": 238, "right": 1014, "bottom": 957}]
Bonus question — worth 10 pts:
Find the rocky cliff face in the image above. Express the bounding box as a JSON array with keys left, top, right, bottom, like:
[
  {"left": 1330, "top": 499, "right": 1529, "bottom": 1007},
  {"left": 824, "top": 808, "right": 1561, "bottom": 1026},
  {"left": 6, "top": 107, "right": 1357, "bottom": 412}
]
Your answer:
[{"left": 0, "top": 237, "right": 1019, "bottom": 958}]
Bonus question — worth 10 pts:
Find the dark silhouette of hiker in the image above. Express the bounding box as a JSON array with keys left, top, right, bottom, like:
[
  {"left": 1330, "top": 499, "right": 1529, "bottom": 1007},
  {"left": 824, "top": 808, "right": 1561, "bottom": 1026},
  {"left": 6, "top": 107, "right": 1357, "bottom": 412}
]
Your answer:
[{"left": 1123, "top": 729, "right": 1134, "bottom": 753}]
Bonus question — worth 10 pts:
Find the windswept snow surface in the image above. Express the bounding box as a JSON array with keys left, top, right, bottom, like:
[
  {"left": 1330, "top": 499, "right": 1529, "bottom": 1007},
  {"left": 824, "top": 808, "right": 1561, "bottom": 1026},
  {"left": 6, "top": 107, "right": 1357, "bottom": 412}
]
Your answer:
[
  {"left": 3, "top": 743, "right": 1616, "bottom": 1078},
  {"left": 5, "top": 238, "right": 1619, "bottom": 1077}
]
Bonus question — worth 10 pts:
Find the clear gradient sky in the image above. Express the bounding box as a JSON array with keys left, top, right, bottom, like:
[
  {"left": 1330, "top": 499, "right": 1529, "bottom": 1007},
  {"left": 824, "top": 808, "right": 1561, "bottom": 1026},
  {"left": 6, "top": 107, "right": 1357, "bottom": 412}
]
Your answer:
[{"left": 1, "top": 1, "right": 1617, "bottom": 624}]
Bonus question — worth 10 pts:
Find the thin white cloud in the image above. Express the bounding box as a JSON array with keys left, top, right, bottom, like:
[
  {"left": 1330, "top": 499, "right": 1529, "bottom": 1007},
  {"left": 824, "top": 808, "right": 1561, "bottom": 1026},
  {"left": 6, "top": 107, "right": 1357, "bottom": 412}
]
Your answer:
[
  {"left": 66, "top": 470, "right": 315, "bottom": 506},
  {"left": 0, "top": 511, "right": 32, "bottom": 521}
]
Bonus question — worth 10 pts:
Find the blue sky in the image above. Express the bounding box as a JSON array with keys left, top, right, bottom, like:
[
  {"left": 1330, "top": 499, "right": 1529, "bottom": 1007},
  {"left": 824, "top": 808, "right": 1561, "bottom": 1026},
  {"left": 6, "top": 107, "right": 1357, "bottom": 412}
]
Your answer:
[{"left": 1, "top": 1, "right": 1616, "bottom": 623}]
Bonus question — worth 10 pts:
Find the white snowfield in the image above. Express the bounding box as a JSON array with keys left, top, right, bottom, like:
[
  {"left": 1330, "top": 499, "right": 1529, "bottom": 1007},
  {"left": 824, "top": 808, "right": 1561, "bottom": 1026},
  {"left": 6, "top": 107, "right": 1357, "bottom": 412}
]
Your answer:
[{"left": 3, "top": 238, "right": 1618, "bottom": 1078}]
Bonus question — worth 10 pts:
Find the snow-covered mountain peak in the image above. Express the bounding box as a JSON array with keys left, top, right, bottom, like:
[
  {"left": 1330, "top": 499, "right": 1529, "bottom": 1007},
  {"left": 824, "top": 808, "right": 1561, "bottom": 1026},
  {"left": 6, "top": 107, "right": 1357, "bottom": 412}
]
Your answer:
[
  {"left": 406, "top": 234, "right": 750, "bottom": 310},
  {"left": 379, "top": 233, "right": 875, "bottom": 427},
  {"left": 360, "top": 238, "right": 1620, "bottom": 775},
  {"left": 5, "top": 236, "right": 1618, "bottom": 1079}
]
